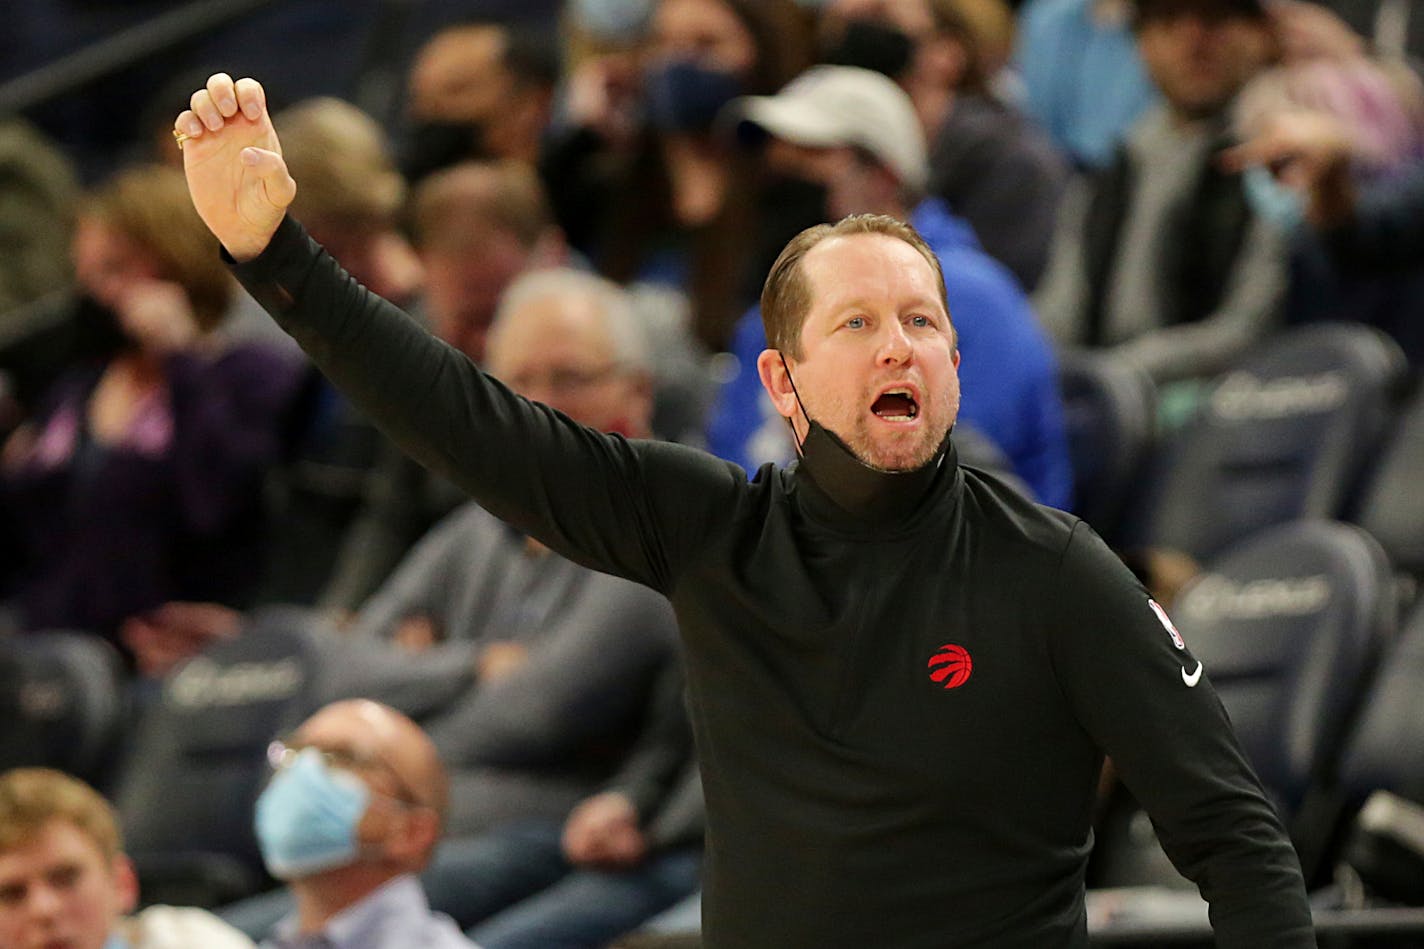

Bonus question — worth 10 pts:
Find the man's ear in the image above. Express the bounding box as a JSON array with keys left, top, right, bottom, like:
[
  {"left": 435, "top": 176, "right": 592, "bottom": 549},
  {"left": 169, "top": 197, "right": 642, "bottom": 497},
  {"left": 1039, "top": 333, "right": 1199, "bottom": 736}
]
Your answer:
[
  {"left": 390, "top": 807, "right": 442, "bottom": 871},
  {"left": 112, "top": 853, "right": 140, "bottom": 916},
  {"left": 756, "top": 349, "right": 800, "bottom": 421}
]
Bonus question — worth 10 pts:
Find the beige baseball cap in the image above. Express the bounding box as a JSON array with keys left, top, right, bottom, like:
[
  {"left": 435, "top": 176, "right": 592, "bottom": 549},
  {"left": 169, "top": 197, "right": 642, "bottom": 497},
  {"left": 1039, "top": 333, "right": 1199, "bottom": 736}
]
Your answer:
[{"left": 727, "top": 65, "right": 929, "bottom": 195}]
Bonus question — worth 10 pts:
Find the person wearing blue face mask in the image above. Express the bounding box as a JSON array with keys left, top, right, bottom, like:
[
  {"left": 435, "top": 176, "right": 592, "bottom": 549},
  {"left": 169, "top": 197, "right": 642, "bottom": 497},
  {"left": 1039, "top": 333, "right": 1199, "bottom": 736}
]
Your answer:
[
  {"left": 540, "top": 0, "right": 814, "bottom": 348},
  {"left": 254, "top": 700, "right": 475, "bottom": 949},
  {"left": 0, "top": 767, "right": 254, "bottom": 949}
]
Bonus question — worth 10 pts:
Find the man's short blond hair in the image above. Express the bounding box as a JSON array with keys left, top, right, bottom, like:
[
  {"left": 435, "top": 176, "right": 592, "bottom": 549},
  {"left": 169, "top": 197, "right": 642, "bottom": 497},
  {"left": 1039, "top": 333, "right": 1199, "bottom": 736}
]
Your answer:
[
  {"left": 760, "top": 214, "right": 951, "bottom": 359},
  {"left": 0, "top": 768, "right": 121, "bottom": 864}
]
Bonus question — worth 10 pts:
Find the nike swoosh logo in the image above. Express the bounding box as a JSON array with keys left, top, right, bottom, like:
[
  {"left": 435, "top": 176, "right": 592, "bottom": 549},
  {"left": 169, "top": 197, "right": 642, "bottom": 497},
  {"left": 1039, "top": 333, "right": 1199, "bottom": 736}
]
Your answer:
[{"left": 1182, "top": 661, "right": 1203, "bottom": 687}]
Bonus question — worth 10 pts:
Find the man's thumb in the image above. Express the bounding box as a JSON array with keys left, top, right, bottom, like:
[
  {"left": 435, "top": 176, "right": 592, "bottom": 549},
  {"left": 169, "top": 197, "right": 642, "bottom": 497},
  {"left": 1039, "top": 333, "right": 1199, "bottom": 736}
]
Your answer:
[{"left": 241, "top": 147, "right": 297, "bottom": 208}]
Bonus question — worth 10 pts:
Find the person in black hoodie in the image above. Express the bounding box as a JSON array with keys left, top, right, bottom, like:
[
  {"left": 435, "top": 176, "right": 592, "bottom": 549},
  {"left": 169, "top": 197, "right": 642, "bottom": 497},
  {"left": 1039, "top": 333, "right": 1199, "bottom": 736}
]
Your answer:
[{"left": 170, "top": 72, "right": 1314, "bottom": 948}]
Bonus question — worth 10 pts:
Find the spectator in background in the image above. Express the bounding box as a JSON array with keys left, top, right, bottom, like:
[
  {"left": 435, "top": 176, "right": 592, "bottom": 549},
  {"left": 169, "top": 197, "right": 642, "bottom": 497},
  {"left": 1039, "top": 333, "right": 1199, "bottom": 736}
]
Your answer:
[
  {"left": 402, "top": 20, "right": 561, "bottom": 183},
  {"left": 0, "top": 120, "right": 77, "bottom": 330},
  {"left": 541, "top": 0, "right": 814, "bottom": 349},
  {"left": 220, "top": 268, "right": 679, "bottom": 941},
  {"left": 275, "top": 98, "right": 424, "bottom": 309},
  {"left": 254, "top": 97, "right": 424, "bottom": 606},
  {"left": 1232, "top": 57, "right": 1424, "bottom": 360},
  {"left": 0, "top": 767, "right": 253, "bottom": 949},
  {"left": 1226, "top": 76, "right": 1424, "bottom": 362},
  {"left": 429, "top": 661, "right": 701, "bottom": 948},
  {"left": 357, "top": 269, "right": 678, "bottom": 836},
  {"left": 254, "top": 700, "right": 474, "bottom": 949},
  {"left": 819, "top": 0, "right": 1068, "bottom": 289},
  {"left": 1032, "top": 0, "right": 1286, "bottom": 386},
  {"left": 1276, "top": 0, "right": 1424, "bottom": 63},
  {"left": 708, "top": 66, "right": 1073, "bottom": 508},
  {"left": 1015, "top": 0, "right": 1158, "bottom": 169},
  {"left": 319, "top": 160, "right": 568, "bottom": 613},
  {"left": 0, "top": 164, "right": 301, "bottom": 650}
]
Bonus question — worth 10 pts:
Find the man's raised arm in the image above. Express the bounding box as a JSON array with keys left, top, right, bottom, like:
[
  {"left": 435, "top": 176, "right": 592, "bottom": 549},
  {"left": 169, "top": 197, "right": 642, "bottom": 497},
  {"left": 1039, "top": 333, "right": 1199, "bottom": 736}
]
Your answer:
[{"left": 172, "top": 74, "right": 745, "bottom": 596}]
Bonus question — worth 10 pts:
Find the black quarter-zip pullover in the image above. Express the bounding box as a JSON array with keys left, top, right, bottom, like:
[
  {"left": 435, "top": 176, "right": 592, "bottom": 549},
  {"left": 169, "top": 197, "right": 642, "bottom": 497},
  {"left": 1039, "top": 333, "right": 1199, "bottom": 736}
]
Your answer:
[{"left": 233, "top": 217, "right": 1315, "bottom": 948}]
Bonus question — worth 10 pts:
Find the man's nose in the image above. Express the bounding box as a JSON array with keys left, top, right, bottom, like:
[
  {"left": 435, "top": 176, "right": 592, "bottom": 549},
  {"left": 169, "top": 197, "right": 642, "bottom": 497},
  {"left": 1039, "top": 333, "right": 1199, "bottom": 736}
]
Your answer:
[
  {"left": 26, "top": 882, "right": 63, "bottom": 920},
  {"left": 876, "top": 322, "right": 913, "bottom": 366}
]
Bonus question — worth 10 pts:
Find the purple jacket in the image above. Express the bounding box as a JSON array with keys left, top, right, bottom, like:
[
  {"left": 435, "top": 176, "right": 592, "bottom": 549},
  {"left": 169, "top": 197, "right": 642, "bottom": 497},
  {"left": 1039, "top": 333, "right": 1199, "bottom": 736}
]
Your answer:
[{"left": 0, "top": 342, "right": 303, "bottom": 639}]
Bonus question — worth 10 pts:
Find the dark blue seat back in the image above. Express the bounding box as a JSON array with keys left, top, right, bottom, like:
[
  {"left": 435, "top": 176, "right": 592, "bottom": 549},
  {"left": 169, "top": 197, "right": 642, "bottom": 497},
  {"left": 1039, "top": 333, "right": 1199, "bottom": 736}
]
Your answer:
[
  {"left": 1172, "top": 520, "right": 1396, "bottom": 812},
  {"left": 0, "top": 632, "right": 125, "bottom": 788},
  {"left": 1337, "top": 598, "right": 1424, "bottom": 805},
  {"left": 1057, "top": 349, "right": 1156, "bottom": 541},
  {"left": 1089, "top": 520, "right": 1397, "bottom": 890},
  {"left": 114, "top": 608, "right": 323, "bottom": 900},
  {"left": 1354, "top": 384, "right": 1424, "bottom": 579},
  {"left": 1140, "top": 324, "right": 1405, "bottom": 561}
]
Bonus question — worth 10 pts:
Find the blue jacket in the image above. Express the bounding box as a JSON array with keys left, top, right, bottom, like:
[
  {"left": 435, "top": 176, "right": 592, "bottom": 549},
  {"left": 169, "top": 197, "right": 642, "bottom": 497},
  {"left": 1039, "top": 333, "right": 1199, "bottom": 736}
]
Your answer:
[{"left": 705, "top": 200, "right": 1075, "bottom": 509}]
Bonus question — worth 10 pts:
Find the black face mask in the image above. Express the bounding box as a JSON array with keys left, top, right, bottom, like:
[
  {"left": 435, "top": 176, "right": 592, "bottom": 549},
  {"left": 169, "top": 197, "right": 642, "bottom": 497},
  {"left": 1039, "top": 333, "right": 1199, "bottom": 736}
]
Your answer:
[
  {"left": 822, "top": 19, "right": 916, "bottom": 79},
  {"left": 400, "top": 121, "right": 489, "bottom": 184},
  {"left": 73, "top": 293, "right": 134, "bottom": 359},
  {"left": 779, "top": 354, "right": 952, "bottom": 521},
  {"left": 747, "top": 174, "right": 831, "bottom": 296}
]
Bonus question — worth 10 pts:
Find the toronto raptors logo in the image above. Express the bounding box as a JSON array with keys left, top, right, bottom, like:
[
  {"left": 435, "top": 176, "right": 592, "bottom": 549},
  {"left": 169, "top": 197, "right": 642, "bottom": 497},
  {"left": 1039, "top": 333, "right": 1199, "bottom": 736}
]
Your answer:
[{"left": 928, "top": 643, "right": 973, "bottom": 690}]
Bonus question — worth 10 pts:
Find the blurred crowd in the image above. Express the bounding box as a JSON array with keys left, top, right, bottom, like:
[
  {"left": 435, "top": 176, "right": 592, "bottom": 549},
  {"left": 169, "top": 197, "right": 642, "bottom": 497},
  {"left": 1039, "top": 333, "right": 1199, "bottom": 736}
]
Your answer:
[{"left": 3, "top": 0, "right": 1424, "bottom": 945}]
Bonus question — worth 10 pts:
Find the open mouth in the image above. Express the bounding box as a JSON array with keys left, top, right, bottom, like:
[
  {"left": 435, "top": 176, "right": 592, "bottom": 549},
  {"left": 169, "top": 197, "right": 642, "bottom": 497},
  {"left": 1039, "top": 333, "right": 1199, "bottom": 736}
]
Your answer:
[{"left": 871, "top": 388, "right": 919, "bottom": 423}]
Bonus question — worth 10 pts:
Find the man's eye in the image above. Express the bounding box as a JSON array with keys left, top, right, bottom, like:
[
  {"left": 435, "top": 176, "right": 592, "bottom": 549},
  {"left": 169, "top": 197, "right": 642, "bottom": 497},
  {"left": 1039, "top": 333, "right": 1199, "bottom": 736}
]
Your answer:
[
  {"left": 48, "top": 865, "right": 81, "bottom": 889},
  {"left": 846, "top": 316, "right": 866, "bottom": 329},
  {"left": 0, "top": 884, "right": 24, "bottom": 905},
  {"left": 909, "top": 315, "right": 931, "bottom": 328}
]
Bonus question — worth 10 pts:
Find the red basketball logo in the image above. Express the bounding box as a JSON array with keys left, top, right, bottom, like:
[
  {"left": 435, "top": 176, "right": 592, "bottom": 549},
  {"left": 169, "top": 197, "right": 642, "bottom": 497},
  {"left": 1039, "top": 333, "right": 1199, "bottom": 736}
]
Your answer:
[{"left": 928, "top": 643, "right": 973, "bottom": 690}]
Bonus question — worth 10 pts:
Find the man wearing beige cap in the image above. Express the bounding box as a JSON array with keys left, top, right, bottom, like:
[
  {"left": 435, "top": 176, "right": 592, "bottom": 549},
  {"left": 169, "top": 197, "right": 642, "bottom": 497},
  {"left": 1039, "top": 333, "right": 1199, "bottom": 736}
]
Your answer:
[{"left": 709, "top": 64, "right": 1074, "bottom": 510}]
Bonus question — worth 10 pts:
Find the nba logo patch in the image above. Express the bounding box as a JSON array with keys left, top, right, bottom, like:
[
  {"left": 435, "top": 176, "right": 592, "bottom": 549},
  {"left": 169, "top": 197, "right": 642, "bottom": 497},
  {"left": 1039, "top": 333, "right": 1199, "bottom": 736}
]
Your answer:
[{"left": 1149, "top": 599, "right": 1185, "bottom": 650}]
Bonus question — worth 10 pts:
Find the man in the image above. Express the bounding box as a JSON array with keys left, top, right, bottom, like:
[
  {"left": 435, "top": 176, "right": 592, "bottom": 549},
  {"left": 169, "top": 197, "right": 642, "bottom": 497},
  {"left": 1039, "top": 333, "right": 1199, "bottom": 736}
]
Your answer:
[
  {"left": 402, "top": 20, "right": 560, "bottom": 182},
  {"left": 1033, "top": 0, "right": 1286, "bottom": 384},
  {"left": 708, "top": 65, "right": 1073, "bottom": 509},
  {"left": 346, "top": 268, "right": 679, "bottom": 836},
  {"left": 252, "top": 96, "right": 424, "bottom": 606},
  {"left": 0, "top": 767, "right": 253, "bottom": 949},
  {"left": 319, "top": 160, "right": 566, "bottom": 612},
  {"left": 419, "top": 659, "right": 700, "bottom": 948},
  {"left": 175, "top": 73, "right": 1313, "bottom": 946},
  {"left": 819, "top": 0, "right": 1068, "bottom": 289},
  {"left": 254, "top": 699, "right": 472, "bottom": 948},
  {"left": 219, "top": 271, "right": 679, "bottom": 940}
]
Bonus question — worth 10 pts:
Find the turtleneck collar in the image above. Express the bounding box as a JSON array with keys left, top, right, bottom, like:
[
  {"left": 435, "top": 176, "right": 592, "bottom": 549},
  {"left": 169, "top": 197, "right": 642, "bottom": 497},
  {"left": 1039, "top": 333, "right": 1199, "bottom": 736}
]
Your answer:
[{"left": 792, "top": 418, "right": 958, "bottom": 527}]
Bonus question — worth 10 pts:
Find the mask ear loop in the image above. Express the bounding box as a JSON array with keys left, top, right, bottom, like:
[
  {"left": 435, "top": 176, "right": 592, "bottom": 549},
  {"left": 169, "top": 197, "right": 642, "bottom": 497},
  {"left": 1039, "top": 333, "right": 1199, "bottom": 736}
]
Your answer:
[{"left": 778, "top": 352, "right": 813, "bottom": 456}]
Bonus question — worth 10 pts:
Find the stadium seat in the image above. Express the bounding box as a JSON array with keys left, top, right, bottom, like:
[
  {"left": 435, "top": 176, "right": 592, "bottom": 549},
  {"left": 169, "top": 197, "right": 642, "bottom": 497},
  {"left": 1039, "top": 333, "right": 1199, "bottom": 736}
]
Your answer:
[
  {"left": 1329, "top": 597, "right": 1424, "bottom": 904},
  {"left": 1131, "top": 324, "right": 1406, "bottom": 562},
  {"left": 1353, "top": 383, "right": 1424, "bottom": 580},
  {"left": 113, "top": 607, "right": 326, "bottom": 908},
  {"left": 0, "top": 631, "right": 125, "bottom": 789},
  {"left": 1057, "top": 349, "right": 1156, "bottom": 544},
  {"left": 1090, "top": 520, "right": 1396, "bottom": 893}
]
